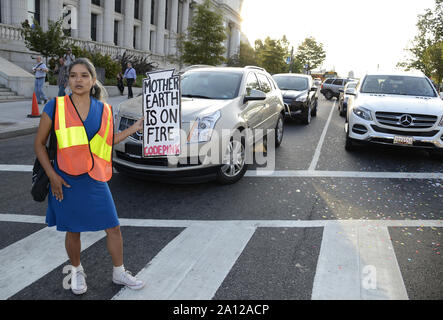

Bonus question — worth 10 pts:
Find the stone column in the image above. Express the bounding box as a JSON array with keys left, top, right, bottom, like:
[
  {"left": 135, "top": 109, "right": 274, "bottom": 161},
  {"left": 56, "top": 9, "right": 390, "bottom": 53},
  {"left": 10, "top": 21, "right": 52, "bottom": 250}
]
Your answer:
[
  {"left": 103, "top": 0, "right": 115, "bottom": 44},
  {"left": 230, "top": 25, "right": 241, "bottom": 57},
  {"left": 181, "top": 0, "right": 190, "bottom": 34},
  {"left": 40, "top": 0, "right": 49, "bottom": 31},
  {"left": 78, "top": 0, "right": 91, "bottom": 40},
  {"left": 11, "top": 0, "right": 27, "bottom": 26},
  {"left": 140, "top": 0, "right": 152, "bottom": 51},
  {"left": 48, "top": 0, "right": 63, "bottom": 25},
  {"left": 169, "top": 0, "right": 179, "bottom": 54},
  {"left": 123, "top": 0, "right": 134, "bottom": 48},
  {"left": 155, "top": 0, "right": 166, "bottom": 55}
]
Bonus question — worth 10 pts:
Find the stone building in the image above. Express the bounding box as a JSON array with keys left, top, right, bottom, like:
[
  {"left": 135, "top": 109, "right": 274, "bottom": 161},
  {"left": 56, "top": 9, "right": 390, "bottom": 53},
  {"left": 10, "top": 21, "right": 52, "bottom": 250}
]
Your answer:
[{"left": 0, "top": 0, "right": 244, "bottom": 98}]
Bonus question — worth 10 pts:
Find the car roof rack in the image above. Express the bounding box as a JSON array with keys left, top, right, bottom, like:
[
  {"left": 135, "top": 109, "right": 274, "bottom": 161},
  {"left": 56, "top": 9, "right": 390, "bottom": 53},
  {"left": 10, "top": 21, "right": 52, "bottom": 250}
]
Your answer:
[
  {"left": 178, "top": 64, "right": 214, "bottom": 74},
  {"left": 245, "top": 66, "right": 265, "bottom": 72}
]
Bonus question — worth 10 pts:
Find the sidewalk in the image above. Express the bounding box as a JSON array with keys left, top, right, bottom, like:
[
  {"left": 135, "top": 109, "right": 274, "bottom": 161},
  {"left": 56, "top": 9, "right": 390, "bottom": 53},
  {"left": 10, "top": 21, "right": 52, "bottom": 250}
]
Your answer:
[{"left": 0, "top": 88, "right": 142, "bottom": 139}]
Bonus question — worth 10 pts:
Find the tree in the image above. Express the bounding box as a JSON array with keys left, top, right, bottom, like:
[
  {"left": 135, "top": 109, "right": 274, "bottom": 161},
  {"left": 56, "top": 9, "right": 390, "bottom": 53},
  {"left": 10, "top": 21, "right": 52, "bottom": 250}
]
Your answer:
[
  {"left": 255, "top": 36, "right": 291, "bottom": 74},
  {"left": 398, "top": 0, "right": 443, "bottom": 83},
  {"left": 295, "top": 37, "right": 326, "bottom": 73},
  {"left": 423, "top": 41, "right": 443, "bottom": 90},
  {"left": 227, "top": 41, "right": 257, "bottom": 67},
  {"left": 181, "top": 0, "right": 227, "bottom": 66},
  {"left": 21, "top": 18, "right": 68, "bottom": 63}
]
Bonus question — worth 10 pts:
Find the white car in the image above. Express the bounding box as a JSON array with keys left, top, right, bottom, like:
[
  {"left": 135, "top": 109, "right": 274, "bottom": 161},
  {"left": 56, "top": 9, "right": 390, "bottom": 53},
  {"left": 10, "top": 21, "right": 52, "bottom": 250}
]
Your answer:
[
  {"left": 113, "top": 66, "right": 285, "bottom": 184},
  {"left": 345, "top": 71, "right": 443, "bottom": 156}
]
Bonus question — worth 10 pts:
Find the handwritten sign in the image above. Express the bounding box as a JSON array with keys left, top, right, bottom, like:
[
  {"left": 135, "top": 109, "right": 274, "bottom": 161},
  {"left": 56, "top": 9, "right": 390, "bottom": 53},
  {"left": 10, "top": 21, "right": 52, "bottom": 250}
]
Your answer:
[{"left": 143, "top": 69, "right": 181, "bottom": 157}]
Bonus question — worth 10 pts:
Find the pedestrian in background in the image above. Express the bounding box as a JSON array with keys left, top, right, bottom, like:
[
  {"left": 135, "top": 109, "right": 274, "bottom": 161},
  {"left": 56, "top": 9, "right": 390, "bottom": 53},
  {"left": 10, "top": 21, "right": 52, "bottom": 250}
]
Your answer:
[
  {"left": 34, "top": 58, "right": 145, "bottom": 295},
  {"left": 54, "top": 57, "right": 69, "bottom": 96},
  {"left": 63, "top": 47, "right": 76, "bottom": 67},
  {"left": 117, "top": 71, "right": 124, "bottom": 96},
  {"left": 32, "top": 56, "right": 48, "bottom": 105},
  {"left": 123, "top": 62, "right": 136, "bottom": 99}
]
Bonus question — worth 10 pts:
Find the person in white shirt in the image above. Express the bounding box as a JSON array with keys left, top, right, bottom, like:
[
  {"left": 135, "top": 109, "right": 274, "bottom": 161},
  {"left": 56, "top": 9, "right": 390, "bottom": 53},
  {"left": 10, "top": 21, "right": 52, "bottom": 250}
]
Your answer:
[{"left": 32, "top": 56, "right": 49, "bottom": 104}]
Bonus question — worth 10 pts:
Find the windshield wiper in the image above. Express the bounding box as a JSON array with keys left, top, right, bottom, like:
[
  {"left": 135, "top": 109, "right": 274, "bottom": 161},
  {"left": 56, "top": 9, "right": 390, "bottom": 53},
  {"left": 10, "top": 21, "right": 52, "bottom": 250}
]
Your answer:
[{"left": 182, "top": 94, "right": 212, "bottom": 99}]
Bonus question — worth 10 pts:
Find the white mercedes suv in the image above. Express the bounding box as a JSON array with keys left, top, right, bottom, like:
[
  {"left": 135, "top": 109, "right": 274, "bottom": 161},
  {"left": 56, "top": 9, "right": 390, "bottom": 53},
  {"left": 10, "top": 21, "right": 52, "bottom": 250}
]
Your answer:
[{"left": 345, "top": 71, "right": 443, "bottom": 156}]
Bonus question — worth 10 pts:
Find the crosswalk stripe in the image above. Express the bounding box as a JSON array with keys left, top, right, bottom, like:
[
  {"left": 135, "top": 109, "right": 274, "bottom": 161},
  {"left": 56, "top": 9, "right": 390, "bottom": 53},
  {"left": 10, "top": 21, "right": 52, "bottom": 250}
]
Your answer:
[
  {"left": 0, "top": 227, "right": 105, "bottom": 300},
  {"left": 311, "top": 222, "right": 409, "bottom": 300},
  {"left": 112, "top": 224, "right": 256, "bottom": 300},
  {"left": 1, "top": 164, "right": 442, "bottom": 180}
]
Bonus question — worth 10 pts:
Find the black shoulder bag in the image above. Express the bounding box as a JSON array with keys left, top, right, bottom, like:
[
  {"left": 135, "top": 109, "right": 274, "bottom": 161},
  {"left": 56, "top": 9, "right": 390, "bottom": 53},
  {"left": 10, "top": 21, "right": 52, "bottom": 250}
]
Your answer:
[{"left": 31, "top": 110, "right": 57, "bottom": 202}]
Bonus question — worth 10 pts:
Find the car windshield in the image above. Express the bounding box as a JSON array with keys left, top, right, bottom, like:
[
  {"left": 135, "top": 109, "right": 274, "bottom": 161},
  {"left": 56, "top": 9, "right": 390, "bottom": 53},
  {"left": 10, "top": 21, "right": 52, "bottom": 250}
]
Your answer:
[
  {"left": 273, "top": 76, "right": 309, "bottom": 91},
  {"left": 181, "top": 71, "right": 243, "bottom": 99},
  {"left": 347, "top": 82, "right": 357, "bottom": 89},
  {"left": 360, "top": 75, "right": 436, "bottom": 97}
]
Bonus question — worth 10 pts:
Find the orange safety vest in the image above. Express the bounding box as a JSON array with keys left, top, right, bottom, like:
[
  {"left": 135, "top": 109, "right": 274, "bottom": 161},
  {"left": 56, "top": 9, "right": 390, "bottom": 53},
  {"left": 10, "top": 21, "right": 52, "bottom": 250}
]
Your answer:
[{"left": 54, "top": 95, "right": 113, "bottom": 182}]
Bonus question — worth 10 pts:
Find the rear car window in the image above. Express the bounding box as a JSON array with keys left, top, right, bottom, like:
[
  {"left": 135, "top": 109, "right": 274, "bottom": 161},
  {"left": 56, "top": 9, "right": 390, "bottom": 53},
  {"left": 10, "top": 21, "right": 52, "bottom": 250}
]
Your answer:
[
  {"left": 325, "top": 79, "right": 334, "bottom": 84},
  {"left": 333, "top": 79, "right": 344, "bottom": 86}
]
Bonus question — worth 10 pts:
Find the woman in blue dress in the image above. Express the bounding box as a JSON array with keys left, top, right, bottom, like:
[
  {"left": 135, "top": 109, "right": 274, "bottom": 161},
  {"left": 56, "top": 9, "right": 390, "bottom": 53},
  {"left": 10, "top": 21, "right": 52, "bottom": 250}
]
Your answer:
[{"left": 34, "top": 58, "right": 145, "bottom": 295}]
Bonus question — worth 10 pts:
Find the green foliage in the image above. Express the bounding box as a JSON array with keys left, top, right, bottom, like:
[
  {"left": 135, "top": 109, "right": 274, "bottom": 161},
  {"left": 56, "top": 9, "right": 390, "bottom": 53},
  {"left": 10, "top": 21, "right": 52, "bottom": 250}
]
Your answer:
[
  {"left": 254, "top": 36, "right": 291, "bottom": 74},
  {"left": 295, "top": 37, "right": 326, "bottom": 72},
  {"left": 70, "top": 45, "right": 121, "bottom": 79},
  {"left": 423, "top": 41, "right": 443, "bottom": 90},
  {"left": 21, "top": 18, "right": 68, "bottom": 62},
  {"left": 181, "top": 0, "right": 227, "bottom": 65},
  {"left": 398, "top": 0, "right": 443, "bottom": 86},
  {"left": 116, "top": 51, "right": 157, "bottom": 76},
  {"left": 227, "top": 41, "right": 258, "bottom": 67}
]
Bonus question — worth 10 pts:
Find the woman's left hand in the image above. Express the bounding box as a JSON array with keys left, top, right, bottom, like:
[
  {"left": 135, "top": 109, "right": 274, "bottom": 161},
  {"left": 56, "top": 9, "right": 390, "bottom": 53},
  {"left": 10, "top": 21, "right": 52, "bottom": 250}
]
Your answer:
[{"left": 132, "top": 118, "right": 144, "bottom": 134}]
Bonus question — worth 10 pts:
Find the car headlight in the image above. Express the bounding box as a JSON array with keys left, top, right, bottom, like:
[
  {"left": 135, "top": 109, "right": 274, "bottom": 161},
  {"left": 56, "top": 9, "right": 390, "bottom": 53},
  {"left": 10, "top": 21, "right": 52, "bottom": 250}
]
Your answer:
[
  {"left": 352, "top": 106, "right": 372, "bottom": 121},
  {"left": 188, "top": 110, "right": 221, "bottom": 143},
  {"left": 296, "top": 94, "right": 308, "bottom": 102}
]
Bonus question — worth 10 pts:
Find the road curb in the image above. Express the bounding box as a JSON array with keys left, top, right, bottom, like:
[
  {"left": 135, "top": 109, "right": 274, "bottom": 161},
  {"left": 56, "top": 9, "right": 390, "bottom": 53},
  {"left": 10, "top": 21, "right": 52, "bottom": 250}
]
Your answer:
[{"left": 0, "top": 126, "right": 38, "bottom": 140}]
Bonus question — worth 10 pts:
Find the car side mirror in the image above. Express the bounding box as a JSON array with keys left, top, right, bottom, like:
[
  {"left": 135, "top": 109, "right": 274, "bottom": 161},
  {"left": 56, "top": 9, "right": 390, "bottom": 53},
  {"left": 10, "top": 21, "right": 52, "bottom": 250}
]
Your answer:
[
  {"left": 244, "top": 89, "right": 266, "bottom": 103},
  {"left": 311, "top": 86, "right": 317, "bottom": 92}
]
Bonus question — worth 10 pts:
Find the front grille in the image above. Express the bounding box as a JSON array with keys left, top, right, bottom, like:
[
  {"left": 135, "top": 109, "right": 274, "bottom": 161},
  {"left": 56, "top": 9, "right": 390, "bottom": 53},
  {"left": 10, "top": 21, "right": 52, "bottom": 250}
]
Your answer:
[
  {"left": 370, "top": 125, "right": 439, "bottom": 137},
  {"left": 375, "top": 112, "right": 437, "bottom": 129},
  {"left": 119, "top": 117, "right": 143, "bottom": 141}
]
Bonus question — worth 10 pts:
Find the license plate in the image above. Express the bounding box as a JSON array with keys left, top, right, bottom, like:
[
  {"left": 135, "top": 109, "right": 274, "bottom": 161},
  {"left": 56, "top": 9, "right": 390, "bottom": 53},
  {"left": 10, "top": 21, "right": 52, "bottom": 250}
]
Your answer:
[{"left": 393, "top": 136, "right": 413, "bottom": 145}]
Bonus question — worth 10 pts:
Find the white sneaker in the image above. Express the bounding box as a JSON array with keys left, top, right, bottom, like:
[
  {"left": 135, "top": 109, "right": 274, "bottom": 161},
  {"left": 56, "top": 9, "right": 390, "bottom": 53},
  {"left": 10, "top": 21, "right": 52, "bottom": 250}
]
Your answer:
[
  {"left": 71, "top": 266, "right": 87, "bottom": 295},
  {"left": 113, "top": 269, "right": 145, "bottom": 290}
]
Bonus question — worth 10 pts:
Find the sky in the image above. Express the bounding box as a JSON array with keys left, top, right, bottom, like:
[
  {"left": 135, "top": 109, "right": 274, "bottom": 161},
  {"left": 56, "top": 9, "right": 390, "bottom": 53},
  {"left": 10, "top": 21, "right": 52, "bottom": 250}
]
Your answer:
[{"left": 240, "top": 0, "right": 436, "bottom": 78}]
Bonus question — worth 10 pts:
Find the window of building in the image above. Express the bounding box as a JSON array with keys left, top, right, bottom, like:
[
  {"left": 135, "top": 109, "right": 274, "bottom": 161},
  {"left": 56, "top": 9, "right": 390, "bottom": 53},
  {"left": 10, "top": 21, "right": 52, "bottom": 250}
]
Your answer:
[
  {"left": 134, "top": 0, "right": 140, "bottom": 19},
  {"left": 62, "top": 5, "right": 72, "bottom": 36},
  {"left": 91, "top": 14, "right": 98, "bottom": 41},
  {"left": 115, "top": 0, "right": 122, "bottom": 13},
  {"left": 150, "top": 30, "right": 155, "bottom": 51},
  {"left": 133, "top": 26, "right": 137, "bottom": 48},
  {"left": 91, "top": 0, "right": 101, "bottom": 6},
  {"left": 114, "top": 20, "right": 119, "bottom": 45},
  {"left": 151, "top": 0, "right": 155, "bottom": 25},
  {"left": 165, "top": 0, "right": 169, "bottom": 29},
  {"left": 27, "top": 0, "right": 40, "bottom": 25}
]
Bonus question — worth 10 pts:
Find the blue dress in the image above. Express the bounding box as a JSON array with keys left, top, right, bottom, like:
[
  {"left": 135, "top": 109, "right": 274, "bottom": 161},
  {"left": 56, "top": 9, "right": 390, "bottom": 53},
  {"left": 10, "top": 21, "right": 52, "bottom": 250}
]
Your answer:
[{"left": 43, "top": 96, "right": 120, "bottom": 232}]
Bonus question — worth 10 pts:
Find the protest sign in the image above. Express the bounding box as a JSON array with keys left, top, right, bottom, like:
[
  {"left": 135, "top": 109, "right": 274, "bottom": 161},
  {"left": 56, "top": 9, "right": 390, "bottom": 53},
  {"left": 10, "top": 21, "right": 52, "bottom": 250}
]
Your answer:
[{"left": 143, "top": 69, "right": 181, "bottom": 157}]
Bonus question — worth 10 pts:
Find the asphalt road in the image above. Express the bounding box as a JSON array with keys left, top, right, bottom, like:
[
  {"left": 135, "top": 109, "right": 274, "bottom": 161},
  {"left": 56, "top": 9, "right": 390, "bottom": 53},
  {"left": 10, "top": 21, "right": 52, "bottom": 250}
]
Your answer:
[{"left": 0, "top": 95, "right": 441, "bottom": 301}]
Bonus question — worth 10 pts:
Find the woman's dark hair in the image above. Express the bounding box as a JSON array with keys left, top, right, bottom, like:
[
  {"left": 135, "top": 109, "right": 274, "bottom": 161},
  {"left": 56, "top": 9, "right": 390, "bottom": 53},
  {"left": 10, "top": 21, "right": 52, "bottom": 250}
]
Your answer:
[{"left": 68, "top": 58, "right": 108, "bottom": 102}]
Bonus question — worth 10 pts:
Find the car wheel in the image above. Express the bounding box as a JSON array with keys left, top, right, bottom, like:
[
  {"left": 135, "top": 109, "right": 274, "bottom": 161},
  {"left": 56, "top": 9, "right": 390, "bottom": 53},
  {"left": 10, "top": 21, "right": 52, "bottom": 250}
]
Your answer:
[
  {"left": 275, "top": 113, "right": 284, "bottom": 148},
  {"left": 311, "top": 100, "right": 318, "bottom": 117},
  {"left": 303, "top": 104, "right": 311, "bottom": 125},
  {"left": 324, "top": 90, "right": 333, "bottom": 100},
  {"left": 216, "top": 136, "right": 247, "bottom": 184},
  {"left": 339, "top": 105, "right": 346, "bottom": 117}
]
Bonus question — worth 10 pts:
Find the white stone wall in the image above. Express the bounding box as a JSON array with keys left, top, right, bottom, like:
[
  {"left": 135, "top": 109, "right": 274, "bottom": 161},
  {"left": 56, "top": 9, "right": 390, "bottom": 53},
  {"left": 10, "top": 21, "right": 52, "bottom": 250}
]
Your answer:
[{"left": 0, "top": 0, "right": 244, "bottom": 72}]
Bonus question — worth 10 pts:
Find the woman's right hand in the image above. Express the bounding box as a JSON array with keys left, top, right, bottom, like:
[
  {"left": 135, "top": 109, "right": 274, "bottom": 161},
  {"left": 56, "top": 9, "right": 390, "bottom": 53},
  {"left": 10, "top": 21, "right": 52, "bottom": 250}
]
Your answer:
[{"left": 49, "top": 172, "right": 71, "bottom": 202}]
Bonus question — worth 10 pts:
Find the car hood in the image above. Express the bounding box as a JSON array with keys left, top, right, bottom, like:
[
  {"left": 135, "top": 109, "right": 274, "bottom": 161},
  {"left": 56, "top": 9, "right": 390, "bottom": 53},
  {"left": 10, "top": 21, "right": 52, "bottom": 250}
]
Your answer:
[
  {"left": 117, "top": 95, "right": 233, "bottom": 122},
  {"left": 281, "top": 90, "right": 308, "bottom": 100},
  {"left": 356, "top": 94, "right": 443, "bottom": 115}
]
